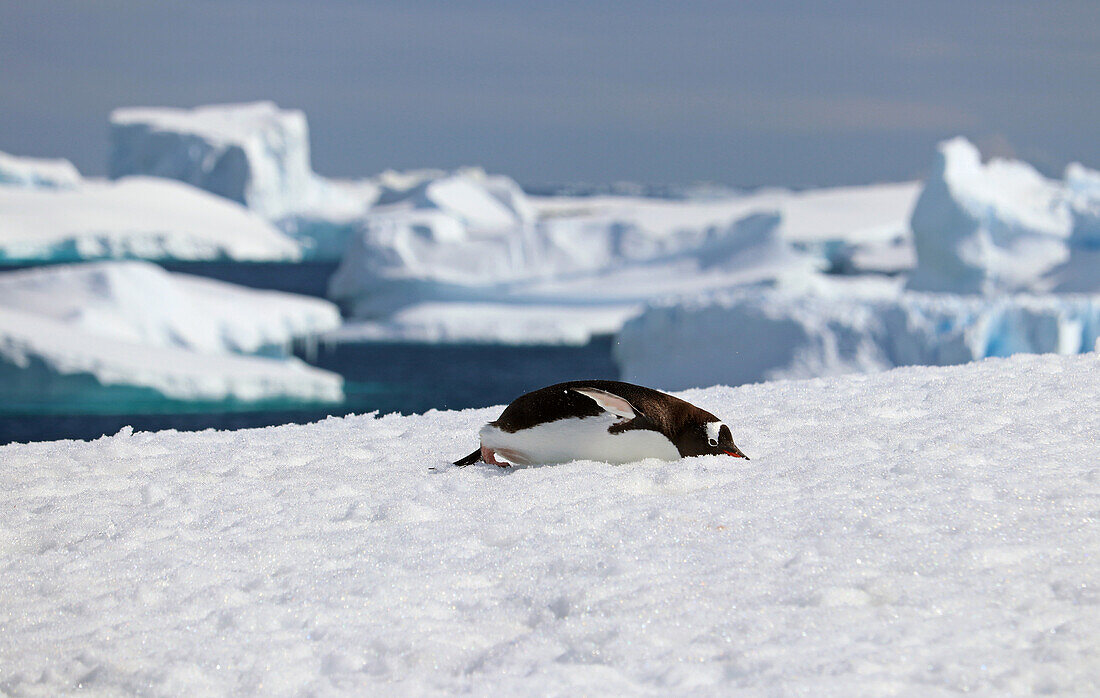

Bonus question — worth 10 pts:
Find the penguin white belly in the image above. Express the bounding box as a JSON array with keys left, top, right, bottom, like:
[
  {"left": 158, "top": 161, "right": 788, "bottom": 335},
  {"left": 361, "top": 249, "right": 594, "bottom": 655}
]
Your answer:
[{"left": 479, "top": 412, "right": 681, "bottom": 465}]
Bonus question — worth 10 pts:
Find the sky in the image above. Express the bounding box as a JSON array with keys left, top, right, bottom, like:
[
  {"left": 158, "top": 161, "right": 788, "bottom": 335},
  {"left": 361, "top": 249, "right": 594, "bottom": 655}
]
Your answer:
[{"left": 1, "top": 0, "right": 1098, "bottom": 188}]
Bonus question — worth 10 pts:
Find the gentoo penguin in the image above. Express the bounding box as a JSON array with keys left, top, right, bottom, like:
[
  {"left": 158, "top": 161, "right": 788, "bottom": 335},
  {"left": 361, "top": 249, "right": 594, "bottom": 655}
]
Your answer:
[{"left": 453, "top": 379, "right": 749, "bottom": 467}]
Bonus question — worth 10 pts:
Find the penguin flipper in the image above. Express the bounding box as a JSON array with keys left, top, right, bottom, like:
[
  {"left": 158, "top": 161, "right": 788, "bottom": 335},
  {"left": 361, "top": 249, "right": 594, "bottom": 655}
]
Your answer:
[
  {"left": 453, "top": 448, "right": 483, "bottom": 467},
  {"left": 570, "top": 387, "right": 639, "bottom": 420}
]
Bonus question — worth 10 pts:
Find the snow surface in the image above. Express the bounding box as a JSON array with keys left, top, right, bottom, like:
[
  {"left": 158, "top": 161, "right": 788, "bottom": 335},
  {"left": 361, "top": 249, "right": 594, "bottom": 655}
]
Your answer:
[
  {"left": 109, "top": 102, "right": 359, "bottom": 220},
  {"left": 0, "top": 151, "right": 81, "bottom": 189},
  {"left": 0, "top": 262, "right": 342, "bottom": 407},
  {"left": 907, "top": 138, "right": 1071, "bottom": 294},
  {"left": 1, "top": 353, "right": 1098, "bottom": 694},
  {"left": 0, "top": 176, "right": 302, "bottom": 263},
  {"left": 616, "top": 286, "right": 1100, "bottom": 390}
]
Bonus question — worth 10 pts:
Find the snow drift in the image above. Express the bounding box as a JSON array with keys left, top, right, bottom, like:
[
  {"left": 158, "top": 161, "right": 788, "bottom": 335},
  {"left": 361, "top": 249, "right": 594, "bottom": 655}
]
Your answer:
[
  {"left": 616, "top": 287, "right": 1100, "bottom": 390},
  {"left": 1, "top": 352, "right": 1097, "bottom": 694},
  {"left": 0, "top": 261, "right": 342, "bottom": 408},
  {"left": 0, "top": 150, "right": 81, "bottom": 189},
  {"left": 109, "top": 102, "right": 359, "bottom": 220},
  {"left": 0, "top": 176, "right": 302, "bottom": 263}
]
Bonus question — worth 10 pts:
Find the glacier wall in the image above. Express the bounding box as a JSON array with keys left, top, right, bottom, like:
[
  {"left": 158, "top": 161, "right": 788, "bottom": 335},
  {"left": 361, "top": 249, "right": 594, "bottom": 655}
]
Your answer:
[{"left": 615, "top": 289, "right": 1100, "bottom": 390}]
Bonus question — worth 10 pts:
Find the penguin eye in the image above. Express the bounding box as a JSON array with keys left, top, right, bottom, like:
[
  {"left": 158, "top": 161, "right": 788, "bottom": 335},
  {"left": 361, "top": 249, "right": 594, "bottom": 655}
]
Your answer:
[{"left": 708, "top": 438, "right": 718, "bottom": 447}]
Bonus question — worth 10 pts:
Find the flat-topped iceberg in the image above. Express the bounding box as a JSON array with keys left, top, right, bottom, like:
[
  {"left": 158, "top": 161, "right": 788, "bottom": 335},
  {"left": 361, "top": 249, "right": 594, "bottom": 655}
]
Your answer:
[
  {"left": 0, "top": 176, "right": 301, "bottom": 263},
  {"left": 0, "top": 150, "right": 81, "bottom": 189},
  {"left": 616, "top": 287, "right": 1100, "bottom": 390},
  {"left": 907, "top": 138, "right": 1072, "bottom": 294},
  {"left": 110, "top": 102, "right": 360, "bottom": 220},
  {"left": 0, "top": 261, "right": 343, "bottom": 409}
]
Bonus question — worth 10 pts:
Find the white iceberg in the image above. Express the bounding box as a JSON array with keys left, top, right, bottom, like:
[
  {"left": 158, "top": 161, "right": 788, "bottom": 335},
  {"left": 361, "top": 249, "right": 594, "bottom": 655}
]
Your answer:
[
  {"left": 109, "top": 102, "right": 360, "bottom": 220},
  {"left": 1045, "top": 162, "right": 1100, "bottom": 293},
  {"left": 0, "top": 150, "right": 81, "bottom": 189},
  {"left": 0, "top": 176, "right": 302, "bottom": 263},
  {"left": 0, "top": 261, "right": 343, "bottom": 408},
  {"left": 329, "top": 204, "right": 817, "bottom": 341},
  {"left": 616, "top": 286, "right": 1100, "bottom": 390},
  {"left": 907, "top": 137, "right": 1071, "bottom": 294}
]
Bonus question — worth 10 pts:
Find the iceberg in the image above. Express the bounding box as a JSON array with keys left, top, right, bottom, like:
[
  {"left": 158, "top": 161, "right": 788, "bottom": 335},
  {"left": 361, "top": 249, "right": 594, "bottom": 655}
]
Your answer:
[
  {"left": 615, "top": 287, "right": 1100, "bottom": 390},
  {"left": 0, "top": 176, "right": 302, "bottom": 263},
  {"left": 109, "top": 102, "right": 360, "bottom": 220},
  {"left": 1045, "top": 163, "right": 1100, "bottom": 293},
  {"left": 0, "top": 150, "right": 81, "bottom": 189},
  {"left": 329, "top": 202, "right": 817, "bottom": 335},
  {"left": 907, "top": 137, "right": 1071, "bottom": 294},
  {"left": 0, "top": 261, "right": 343, "bottom": 408}
]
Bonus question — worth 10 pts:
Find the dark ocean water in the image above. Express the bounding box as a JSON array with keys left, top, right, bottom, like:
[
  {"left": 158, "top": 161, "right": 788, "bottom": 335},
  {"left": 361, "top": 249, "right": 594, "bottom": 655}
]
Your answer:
[{"left": 0, "top": 261, "right": 620, "bottom": 445}]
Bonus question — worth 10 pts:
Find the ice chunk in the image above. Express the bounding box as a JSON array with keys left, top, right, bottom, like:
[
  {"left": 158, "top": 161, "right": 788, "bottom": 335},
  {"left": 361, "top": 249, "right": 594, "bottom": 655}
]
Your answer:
[
  {"left": 616, "top": 287, "right": 1100, "bottom": 390},
  {"left": 109, "top": 102, "right": 359, "bottom": 219},
  {"left": 0, "top": 261, "right": 343, "bottom": 407},
  {"left": 0, "top": 176, "right": 301, "bottom": 263},
  {"left": 0, "top": 150, "right": 81, "bottom": 189},
  {"left": 907, "top": 137, "right": 1070, "bottom": 294}
]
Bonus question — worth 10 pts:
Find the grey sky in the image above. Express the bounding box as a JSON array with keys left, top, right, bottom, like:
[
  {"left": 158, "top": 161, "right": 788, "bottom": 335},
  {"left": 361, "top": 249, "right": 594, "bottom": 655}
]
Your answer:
[{"left": 1, "top": 0, "right": 1098, "bottom": 187}]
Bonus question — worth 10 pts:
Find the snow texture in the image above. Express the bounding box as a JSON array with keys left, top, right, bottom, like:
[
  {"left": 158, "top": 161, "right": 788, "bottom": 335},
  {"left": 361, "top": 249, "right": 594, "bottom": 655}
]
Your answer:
[
  {"left": 0, "top": 262, "right": 342, "bottom": 407},
  {"left": 616, "top": 287, "right": 1100, "bottom": 390},
  {"left": 109, "top": 102, "right": 358, "bottom": 220},
  {"left": 907, "top": 138, "right": 1071, "bottom": 294},
  {"left": 0, "top": 176, "right": 302, "bottom": 263},
  {"left": 0, "top": 150, "right": 81, "bottom": 189},
  {"left": 1, "top": 353, "right": 1097, "bottom": 694}
]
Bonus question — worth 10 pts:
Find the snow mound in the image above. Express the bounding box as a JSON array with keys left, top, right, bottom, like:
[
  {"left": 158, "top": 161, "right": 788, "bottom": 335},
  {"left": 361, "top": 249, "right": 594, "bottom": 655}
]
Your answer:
[
  {"left": 907, "top": 137, "right": 1071, "bottom": 294},
  {"left": 0, "top": 176, "right": 301, "bottom": 263},
  {"left": 0, "top": 261, "right": 342, "bottom": 408},
  {"left": 0, "top": 150, "right": 81, "bottom": 189},
  {"left": 1, "top": 353, "right": 1097, "bottom": 694},
  {"left": 109, "top": 102, "right": 358, "bottom": 220},
  {"left": 616, "top": 287, "right": 1100, "bottom": 390}
]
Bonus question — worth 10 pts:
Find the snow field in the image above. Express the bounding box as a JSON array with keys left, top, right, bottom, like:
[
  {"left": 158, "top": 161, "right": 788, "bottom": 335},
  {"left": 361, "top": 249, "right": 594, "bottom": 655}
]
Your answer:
[{"left": 1, "top": 353, "right": 1097, "bottom": 694}]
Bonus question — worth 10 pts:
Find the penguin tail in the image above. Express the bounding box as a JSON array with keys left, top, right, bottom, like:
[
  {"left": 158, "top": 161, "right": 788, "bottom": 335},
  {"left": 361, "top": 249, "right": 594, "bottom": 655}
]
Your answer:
[{"left": 453, "top": 448, "right": 483, "bottom": 467}]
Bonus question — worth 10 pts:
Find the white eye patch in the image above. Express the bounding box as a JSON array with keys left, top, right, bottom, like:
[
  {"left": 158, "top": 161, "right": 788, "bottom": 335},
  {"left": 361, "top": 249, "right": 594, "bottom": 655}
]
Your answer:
[{"left": 706, "top": 421, "right": 723, "bottom": 445}]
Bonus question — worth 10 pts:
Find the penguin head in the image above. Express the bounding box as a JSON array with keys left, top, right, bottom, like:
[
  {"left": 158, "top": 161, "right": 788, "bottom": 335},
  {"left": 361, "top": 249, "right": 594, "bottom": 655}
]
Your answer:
[{"left": 678, "top": 419, "right": 749, "bottom": 460}]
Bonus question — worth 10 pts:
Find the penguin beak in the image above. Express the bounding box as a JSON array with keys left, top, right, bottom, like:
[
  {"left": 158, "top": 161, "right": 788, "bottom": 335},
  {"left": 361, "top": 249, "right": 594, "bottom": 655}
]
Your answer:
[{"left": 723, "top": 447, "right": 749, "bottom": 460}]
